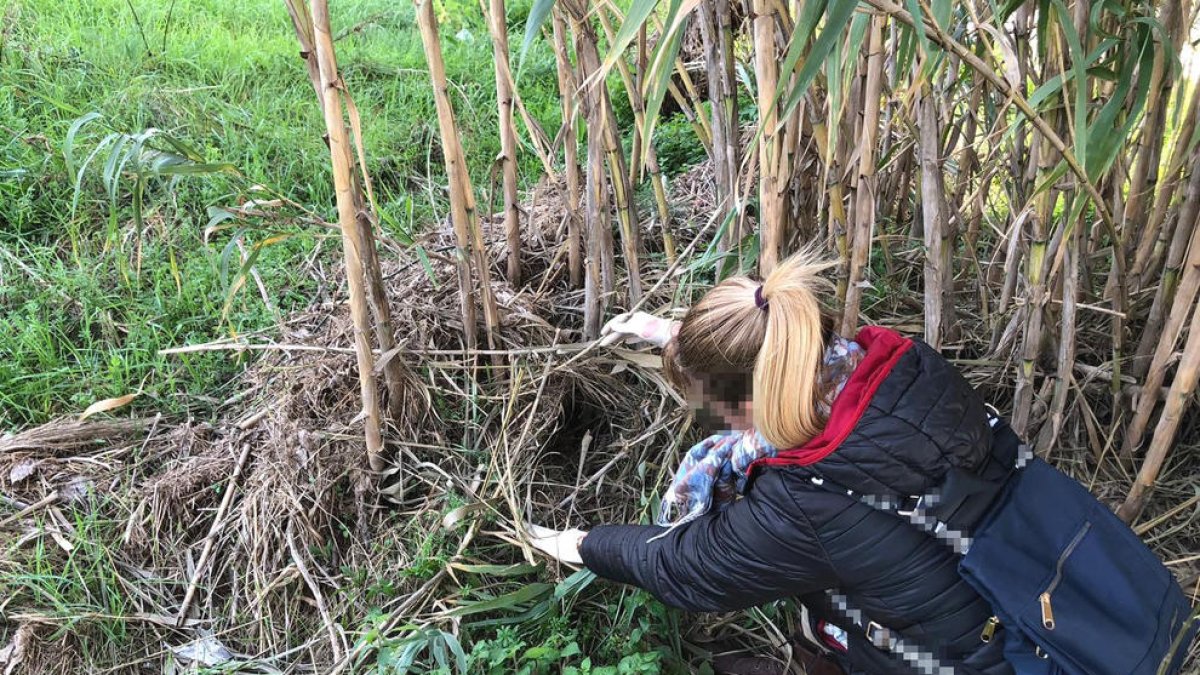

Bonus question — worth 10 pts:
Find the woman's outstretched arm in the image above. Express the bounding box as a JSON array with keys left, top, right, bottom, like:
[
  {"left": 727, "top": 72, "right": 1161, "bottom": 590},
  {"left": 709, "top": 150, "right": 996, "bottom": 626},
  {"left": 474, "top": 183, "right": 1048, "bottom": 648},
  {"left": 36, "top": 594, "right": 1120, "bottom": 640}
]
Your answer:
[{"left": 580, "top": 469, "right": 837, "bottom": 612}]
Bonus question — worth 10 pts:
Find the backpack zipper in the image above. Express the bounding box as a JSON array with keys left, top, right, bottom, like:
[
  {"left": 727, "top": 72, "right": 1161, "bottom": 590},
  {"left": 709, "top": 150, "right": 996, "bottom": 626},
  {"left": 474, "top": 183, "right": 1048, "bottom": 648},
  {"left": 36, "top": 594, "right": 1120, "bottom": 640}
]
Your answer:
[
  {"left": 1038, "top": 522, "right": 1092, "bottom": 631},
  {"left": 980, "top": 616, "right": 999, "bottom": 643}
]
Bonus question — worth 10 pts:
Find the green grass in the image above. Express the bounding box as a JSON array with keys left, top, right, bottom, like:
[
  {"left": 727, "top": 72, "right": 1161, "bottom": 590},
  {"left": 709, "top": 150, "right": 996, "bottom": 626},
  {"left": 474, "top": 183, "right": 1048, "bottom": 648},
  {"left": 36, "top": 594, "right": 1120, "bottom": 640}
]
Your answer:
[
  {"left": 0, "top": 503, "right": 143, "bottom": 666},
  {"left": 0, "top": 0, "right": 562, "bottom": 430}
]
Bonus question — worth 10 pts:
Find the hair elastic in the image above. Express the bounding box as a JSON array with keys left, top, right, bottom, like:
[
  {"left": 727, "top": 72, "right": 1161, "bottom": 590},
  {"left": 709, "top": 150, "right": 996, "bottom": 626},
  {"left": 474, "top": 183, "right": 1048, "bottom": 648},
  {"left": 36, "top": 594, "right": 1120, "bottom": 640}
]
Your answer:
[{"left": 754, "top": 285, "right": 769, "bottom": 311}]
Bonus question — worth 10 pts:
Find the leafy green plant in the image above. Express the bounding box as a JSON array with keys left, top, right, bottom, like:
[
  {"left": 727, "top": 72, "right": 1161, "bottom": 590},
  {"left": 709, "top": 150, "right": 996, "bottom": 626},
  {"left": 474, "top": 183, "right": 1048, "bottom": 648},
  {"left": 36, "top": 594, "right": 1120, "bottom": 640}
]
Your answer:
[
  {"left": 355, "top": 617, "right": 468, "bottom": 675},
  {"left": 564, "top": 653, "right": 662, "bottom": 675},
  {"left": 65, "top": 112, "right": 239, "bottom": 244},
  {"left": 653, "top": 113, "right": 708, "bottom": 177},
  {"left": 468, "top": 625, "right": 584, "bottom": 675}
]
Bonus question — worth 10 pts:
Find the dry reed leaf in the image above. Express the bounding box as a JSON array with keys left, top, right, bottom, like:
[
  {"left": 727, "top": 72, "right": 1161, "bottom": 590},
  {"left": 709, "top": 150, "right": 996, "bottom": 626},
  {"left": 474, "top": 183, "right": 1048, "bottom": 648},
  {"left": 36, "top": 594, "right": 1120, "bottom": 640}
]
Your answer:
[
  {"left": 615, "top": 349, "right": 663, "bottom": 369},
  {"left": 169, "top": 634, "right": 234, "bottom": 668},
  {"left": 0, "top": 623, "right": 32, "bottom": 675},
  {"left": 78, "top": 393, "right": 139, "bottom": 420},
  {"left": 7, "top": 460, "right": 37, "bottom": 484},
  {"left": 441, "top": 501, "right": 487, "bottom": 529}
]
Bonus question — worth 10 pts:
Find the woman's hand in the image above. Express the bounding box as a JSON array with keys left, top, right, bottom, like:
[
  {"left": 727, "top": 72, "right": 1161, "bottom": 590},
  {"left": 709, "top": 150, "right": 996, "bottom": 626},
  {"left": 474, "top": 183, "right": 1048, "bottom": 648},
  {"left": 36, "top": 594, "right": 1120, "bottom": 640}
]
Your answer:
[
  {"left": 599, "top": 312, "right": 678, "bottom": 348},
  {"left": 524, "top": 523, "right": 586, "bottom": 565}
]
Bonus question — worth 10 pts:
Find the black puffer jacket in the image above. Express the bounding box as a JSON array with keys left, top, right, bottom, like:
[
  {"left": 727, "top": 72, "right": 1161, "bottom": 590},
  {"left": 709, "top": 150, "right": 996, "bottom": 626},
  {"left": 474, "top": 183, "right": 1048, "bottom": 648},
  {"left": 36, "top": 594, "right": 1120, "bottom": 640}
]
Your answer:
[{"left": 580, "top": 327, "right": 1014, "bottom": 675}]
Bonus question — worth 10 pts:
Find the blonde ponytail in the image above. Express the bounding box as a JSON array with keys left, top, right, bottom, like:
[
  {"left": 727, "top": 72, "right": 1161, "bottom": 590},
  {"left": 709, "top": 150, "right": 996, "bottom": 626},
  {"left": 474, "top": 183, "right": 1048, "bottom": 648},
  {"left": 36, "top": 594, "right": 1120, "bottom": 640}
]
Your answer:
[
  {"left": 752, "top": 251, "right": 836, "bottom": 448},
  {"left": 664, "top": 249, "right": 836, "bottom": 449}
]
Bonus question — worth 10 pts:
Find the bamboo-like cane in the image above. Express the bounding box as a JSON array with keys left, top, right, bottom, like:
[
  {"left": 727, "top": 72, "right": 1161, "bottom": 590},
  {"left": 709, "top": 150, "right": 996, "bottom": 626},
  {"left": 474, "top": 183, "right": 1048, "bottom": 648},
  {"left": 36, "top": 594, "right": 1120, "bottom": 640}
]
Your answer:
[
  {"left": 1011, "top": 199, "right": 1053, "bottom": 435},
  {"left": 283, "top": 0, "right": 322, "bottom": 101},
  {"left": 415, "top": 0, "right": 502, "bottom": 351},
  {"left": 551, "top": 9, "right": 583, "bottom": 288},
  {"left": 842, "top": 13, "right": 886, "bottom": 336},
  {"left": 1118, "top": 289, "right": 1200, "bottom": 523},
  {"left": 596, "top": 8, "right": 672, "bottom": 269},
  {"left": 1133, "top": 158, "right": 1200, "bottom": 380},
  {"left": 916, "top": 83, "right": 953, "bottom": 350},
  {"left": 284, "top": 0, "right": 409, "bottom": 423},
  {"left": 667, "top": 80, "right": 713, "bottom": 152},
  {"left": 563, "top": 0, "right": 612, "bottom": 337},
  {"left": 597, "top": 81, "right": 643, "bottom": 304},
  {"left": 308, "top": 0, "right": 385, "bottom": 472},
  {"left": 753, "top": 0, "right": 784, "bottom": 274},
  {"left": 951, "top": 40, "right": 984, "bottom": 245},
  {"left": 486, "top": 0, "right": 522, "bottom": 286},
  {"left": 1123, "top": 197, "right": 1200, "bottom": 457},
  {"left": 635, "top": 25, "right": 649, "bottom": 185},
  {"left": 698, "top": 0, "right": 739, "bottom": 254},
  {"left": 674, "top": 68, "right": 713, "bottom": 148},
  {"left": 1035, "top": 218, "right": 1081, "bottom": 455},
  {"left": 607, "top": 0, "right": 713, "bottom": 153},
  {"left": 1119, "top": 0, "right": 1180, "bottom": 268},
  {"left": 866, "top": 0, "right": 1123, "bottom": 249},
  {"left": 1009, "top": 12, "right": 1066, "bottom": 435},
  {"left": 1132, "top": 83, "right": 1200, "bottom": 293}
]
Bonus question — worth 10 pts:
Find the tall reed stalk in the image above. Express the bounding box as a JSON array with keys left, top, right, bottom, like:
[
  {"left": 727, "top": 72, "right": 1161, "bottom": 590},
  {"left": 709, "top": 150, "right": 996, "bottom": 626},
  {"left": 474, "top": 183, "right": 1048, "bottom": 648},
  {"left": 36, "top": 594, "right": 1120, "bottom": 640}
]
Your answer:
[
  {"left": 306, "top": 0, "right": 385, "bottom": 472},
  {"left": 486, "top": 0, "right": 523, "bottom": 285},
  {"left": 415, "top": 0, "right": 501, "bottom": 351}
]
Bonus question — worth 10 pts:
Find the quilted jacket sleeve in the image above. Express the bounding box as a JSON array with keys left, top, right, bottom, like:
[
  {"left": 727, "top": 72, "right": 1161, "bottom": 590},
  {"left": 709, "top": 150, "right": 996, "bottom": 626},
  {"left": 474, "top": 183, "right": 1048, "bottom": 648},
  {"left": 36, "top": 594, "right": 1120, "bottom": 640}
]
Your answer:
[{"left": 579, "top": 469, "right": 838, "bottom": 612}]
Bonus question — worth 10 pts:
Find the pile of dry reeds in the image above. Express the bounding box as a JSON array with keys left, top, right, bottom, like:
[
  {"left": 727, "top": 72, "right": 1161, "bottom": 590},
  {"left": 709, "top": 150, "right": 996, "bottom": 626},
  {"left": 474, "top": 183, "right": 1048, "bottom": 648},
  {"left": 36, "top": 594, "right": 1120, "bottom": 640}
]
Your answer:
[{"left": 0, "top": 213, "right": 691, "bottom": 671}]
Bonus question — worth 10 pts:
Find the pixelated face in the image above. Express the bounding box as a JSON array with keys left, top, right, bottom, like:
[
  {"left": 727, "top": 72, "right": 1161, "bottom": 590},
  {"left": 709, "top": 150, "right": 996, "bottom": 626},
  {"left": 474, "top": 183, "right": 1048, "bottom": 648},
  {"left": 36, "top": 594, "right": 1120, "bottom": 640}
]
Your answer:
[{"left": 688, "top": 372, "right": 753, "bottom": 432}]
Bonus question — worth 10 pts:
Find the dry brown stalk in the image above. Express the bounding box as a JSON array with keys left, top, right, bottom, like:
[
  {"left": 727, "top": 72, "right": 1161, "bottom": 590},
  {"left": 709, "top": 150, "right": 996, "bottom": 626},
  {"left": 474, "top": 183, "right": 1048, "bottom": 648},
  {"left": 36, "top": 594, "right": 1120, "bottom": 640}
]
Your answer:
[
  {"left": 1133, "top": 157, "right": 1200, "bottom": 380},
  {"left": 600, "top": 93, "right": 644, "bottom": 304},
  {"left": 1133, "top": 83, "right": 1200, "bottom": 292},
  {"left": 0, "top": 490, "right": 59, "bottom": 530},
  {"left": 916, "top": 84, "right": 953, "bottom": 350},
  {"left": 1118, "top": 289, "right": 1200, "bottom": 522},
  {"left": 753, "top": 0, "right": 784, "bottom": 274},
  {"left": 575, "top": 6, "right": 639, "bottom": 304},
  {"left": 697, "top": 0, "right": 739, "bottom": 254},
  {"left": 1035, "top": 220, "right": 1081, "bottom": 456},
  {"left": 842, "top": 13, "right": 886, "bottom": 336},
  {"left": 551, "top": 9, "right": 584, "bottom": 287},
  {"left": 485, "top": 0, "right": 522, "bottom": 286},
  {"left": 1124, "top": 197, "right": 1200, "bottom": 456},
  {"left": 415, "top": 0, "right": 502, "bottom": 352},
  {"left": 287, "top": 519, "right": 346, "bottom": 662},
  {"left": 285, "top": 0, "right": 409, "bottom": 423},
  {"left": 175, "top": 442, "right": 252, "bottom": 626},
  {"left": 309, "top": 0, "right": 385, "bottom": 471},
  {"left": 1120, "top": 1, "right": 1182, "bottom": 276},
  {"left": 564, "top": 0, "right": 615, "bottom": 337}
]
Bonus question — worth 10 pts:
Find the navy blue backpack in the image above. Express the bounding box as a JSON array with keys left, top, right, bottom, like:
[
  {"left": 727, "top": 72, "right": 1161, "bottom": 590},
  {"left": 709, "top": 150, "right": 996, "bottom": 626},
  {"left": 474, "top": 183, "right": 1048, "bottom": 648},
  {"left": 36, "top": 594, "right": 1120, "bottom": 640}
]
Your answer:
[{"left": 824, "top": 412, "right": 1197, "bottom": 674}]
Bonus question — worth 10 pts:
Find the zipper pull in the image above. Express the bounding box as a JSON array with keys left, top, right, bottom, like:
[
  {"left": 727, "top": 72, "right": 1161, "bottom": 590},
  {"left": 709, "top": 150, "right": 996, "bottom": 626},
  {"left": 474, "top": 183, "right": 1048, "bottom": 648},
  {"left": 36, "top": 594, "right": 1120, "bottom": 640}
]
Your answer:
[
  {"left": 980, "top": 616, "right": 999, "bottom": 643},
  {"left": 1039, "top": 592, "right": 1056, "bottom": 630}
]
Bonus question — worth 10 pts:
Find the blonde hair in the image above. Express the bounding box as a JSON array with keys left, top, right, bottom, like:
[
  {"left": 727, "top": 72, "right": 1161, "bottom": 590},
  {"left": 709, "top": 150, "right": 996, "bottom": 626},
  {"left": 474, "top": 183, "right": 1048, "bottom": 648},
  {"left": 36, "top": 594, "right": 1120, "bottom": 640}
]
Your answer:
[{"left": 664, "top": 250, "right": 837, "bottom": 449}]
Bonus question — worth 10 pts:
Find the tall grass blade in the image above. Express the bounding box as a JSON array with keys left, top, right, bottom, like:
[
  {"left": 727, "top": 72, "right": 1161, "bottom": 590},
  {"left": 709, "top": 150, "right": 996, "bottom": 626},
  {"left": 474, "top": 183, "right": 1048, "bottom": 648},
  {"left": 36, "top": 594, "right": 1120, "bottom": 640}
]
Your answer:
[{"left": 520, "top": 0, "right": 556, "bottom": 66}]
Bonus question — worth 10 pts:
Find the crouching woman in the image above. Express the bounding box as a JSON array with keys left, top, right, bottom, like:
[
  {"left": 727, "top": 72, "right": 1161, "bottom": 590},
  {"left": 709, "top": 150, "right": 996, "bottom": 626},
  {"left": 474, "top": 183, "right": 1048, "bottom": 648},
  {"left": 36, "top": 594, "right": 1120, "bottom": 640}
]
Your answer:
[{"left": 532, "top": 252, "right": 1014, "bottom": 674}]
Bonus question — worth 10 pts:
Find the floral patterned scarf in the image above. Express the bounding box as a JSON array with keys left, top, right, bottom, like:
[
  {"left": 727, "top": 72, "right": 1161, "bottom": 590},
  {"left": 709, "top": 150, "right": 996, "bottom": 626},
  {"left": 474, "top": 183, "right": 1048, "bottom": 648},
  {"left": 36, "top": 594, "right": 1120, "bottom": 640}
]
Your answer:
[{"left": 653, "top": 334, "right": 865, "bottom": 533}]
